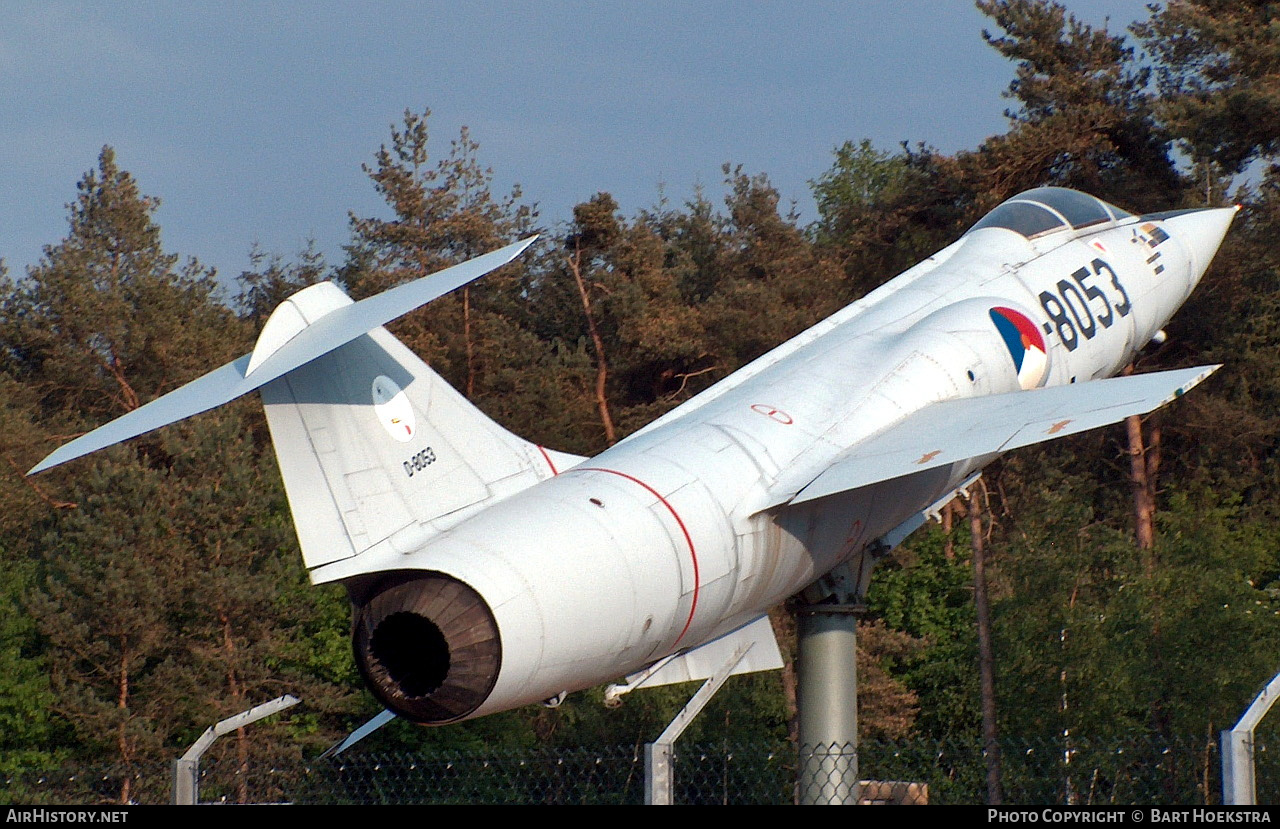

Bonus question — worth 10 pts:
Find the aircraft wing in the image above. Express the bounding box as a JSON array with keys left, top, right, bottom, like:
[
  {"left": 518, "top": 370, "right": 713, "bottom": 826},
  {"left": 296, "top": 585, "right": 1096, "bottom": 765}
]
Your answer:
[{"left": 766, "top": 364, "right": 1219, "bottom": 509}]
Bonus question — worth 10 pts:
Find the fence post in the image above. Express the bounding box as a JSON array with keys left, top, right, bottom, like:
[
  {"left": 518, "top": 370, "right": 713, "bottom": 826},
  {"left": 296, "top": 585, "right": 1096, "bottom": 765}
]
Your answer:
[
  {"left": 1223, "top": 670, "right": 1280, "bottom": 805},
  {"left": 645, "top": 743, "right": 673, "bottom": 805},
  {"left": 644, "top": 641, "right": 754, "bottom": 805},
  {"left": 172, "top": 694, "right": 300, "bottom": 805},
  {"left": 171, "top": 758, "right": 198, "bottom": 806},
  {"left": 1223, "top": 729, "right": 1255, "bottom": 805}
]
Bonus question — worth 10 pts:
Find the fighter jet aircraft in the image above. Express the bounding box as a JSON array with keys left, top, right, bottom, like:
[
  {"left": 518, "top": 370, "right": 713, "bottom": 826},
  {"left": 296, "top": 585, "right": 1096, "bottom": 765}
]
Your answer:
[{"left": 31, "top": 187, "right": 1237, "bottom": 728}]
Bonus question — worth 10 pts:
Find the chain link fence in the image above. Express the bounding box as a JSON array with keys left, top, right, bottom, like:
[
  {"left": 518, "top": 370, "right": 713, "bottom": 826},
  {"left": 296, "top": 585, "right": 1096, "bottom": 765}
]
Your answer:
[{"left": 2, "top": 735, "right": 1244, "bottom": 805}]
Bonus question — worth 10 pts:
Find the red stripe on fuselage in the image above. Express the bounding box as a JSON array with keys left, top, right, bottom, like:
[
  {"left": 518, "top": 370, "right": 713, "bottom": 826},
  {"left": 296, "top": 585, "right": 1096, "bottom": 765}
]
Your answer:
[
  {"left": 537, "top": 445, "right": 559, "bottom": 476},
  {"left": 575, "top": 467, "right": 700, "bottom": 647}
]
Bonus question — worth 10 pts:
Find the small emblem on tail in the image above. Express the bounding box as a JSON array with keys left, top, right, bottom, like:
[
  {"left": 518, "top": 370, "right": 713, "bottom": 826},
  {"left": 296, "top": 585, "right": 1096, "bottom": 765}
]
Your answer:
[{"left": 372, "top": 375, "right": 416, "bottom": 442}]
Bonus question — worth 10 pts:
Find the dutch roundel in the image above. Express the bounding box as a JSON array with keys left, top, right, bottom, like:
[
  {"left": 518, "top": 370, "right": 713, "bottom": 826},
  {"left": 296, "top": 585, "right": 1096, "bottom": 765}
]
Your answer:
[{"left": 990, "top": 306, "right": 1049, "bottom": 390}]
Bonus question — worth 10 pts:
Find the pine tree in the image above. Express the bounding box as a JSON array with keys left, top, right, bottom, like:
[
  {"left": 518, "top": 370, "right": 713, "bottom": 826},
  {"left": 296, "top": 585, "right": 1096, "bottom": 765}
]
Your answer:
[
  {"left": 973, "top": 0, "right": 1184, "bottom": 210},
  {"left": 2, "top": 150, "right": 352, "bottom": 794},
  {"left": 234, "top": 242, "right": 327, "bottom": 325},
  {"left": 1136, "top": 0, "right": 1280, "bottom": 174},
  {"left": 700, "top": 165, "right": 844, "bottom": 369},
  {"left": 342, "top": 108, "right": 537, "bottom": 399},
  {"left": 0, "top": 147, "right": 243, "bottom": 426}
]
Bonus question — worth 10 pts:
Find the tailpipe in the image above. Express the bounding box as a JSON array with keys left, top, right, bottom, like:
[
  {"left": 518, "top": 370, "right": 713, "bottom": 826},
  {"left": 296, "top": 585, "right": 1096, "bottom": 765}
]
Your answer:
[{"left": 353, "top": 572, "right": 502, "bottom": 724}]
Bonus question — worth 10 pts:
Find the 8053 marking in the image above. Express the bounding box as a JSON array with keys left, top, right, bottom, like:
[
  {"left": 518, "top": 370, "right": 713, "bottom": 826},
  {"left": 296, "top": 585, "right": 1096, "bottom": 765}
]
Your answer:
[{"left": 1038, "top": 258, "right": 1132, "bottom": 351}]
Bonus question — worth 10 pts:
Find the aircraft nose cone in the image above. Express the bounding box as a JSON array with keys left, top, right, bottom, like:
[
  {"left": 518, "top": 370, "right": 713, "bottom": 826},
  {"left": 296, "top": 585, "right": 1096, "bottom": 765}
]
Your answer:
[{"left": 1160, "top": 205, "right": 1240, "bottom": 284}]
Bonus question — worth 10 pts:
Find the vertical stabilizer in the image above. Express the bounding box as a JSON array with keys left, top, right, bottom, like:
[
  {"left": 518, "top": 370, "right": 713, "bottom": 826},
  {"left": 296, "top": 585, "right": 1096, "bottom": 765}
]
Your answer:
[
  {"left": 24, "top": 237, "right": 573, "bottom": 576},
  {"left": 258, "top": 297, "right": 582, "bottom": 571}
]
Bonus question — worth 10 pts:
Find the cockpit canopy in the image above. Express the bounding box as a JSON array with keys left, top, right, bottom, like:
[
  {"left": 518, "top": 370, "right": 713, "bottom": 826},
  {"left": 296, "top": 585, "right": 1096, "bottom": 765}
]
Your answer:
[{"left": 967, "top": 187, "right": 1132, "bottom": 239}]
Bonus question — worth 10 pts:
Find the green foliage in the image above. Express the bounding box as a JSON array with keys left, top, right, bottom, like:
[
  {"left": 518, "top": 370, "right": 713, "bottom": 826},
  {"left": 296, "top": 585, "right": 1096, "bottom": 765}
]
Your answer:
[
  {"left": 235, "top": 241, "right": 327, "bottom": 324},
  {"left": 812, "top": 140, "right": 912, "bottom": 220},
  {"left": 0, "top": 549, "right": 67, "bottom": 773},
  {"left": 0, "top": 148, "right": 245, "bottom": 425},
  {"left": 27, "top": 451, "right": 184, "bottom": 770},
  {"left": 974, "top": 0, "right": 1184, "bottom": 209},
  {"left": 0, "top": 150, "right": 354, "bottom": 788},
  {"left": 340, "top": 107, "right": 539, "bottom": 405},
  {"left": 994, "top": 480, "right": 1280, "bottom": 746},
  {"left": 698, "top": 164, "right": 846, "bottom": 367},
  {"left": 868, "top": 523, "right": 982, "bottom": 740}
]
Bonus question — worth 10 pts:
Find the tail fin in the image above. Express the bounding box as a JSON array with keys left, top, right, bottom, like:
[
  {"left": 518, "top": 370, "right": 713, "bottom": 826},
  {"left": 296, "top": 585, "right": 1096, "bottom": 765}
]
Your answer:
[
  {"left": 28, "top": 237, "right": 583, "bottom": 573},
  {"left": 259, "top": 287, "right": 580, "bottom": 570}
]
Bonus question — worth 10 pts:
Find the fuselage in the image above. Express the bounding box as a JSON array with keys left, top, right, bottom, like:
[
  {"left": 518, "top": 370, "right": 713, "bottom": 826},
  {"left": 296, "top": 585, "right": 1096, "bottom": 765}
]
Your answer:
[{"left": 346, "top": 189, "right": 1238, "bottom": 723}]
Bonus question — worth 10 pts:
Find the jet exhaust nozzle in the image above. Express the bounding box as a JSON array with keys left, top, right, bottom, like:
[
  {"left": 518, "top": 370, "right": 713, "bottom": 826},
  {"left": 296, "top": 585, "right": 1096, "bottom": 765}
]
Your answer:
[{"left": 353, "top": 572, "right": 502, "bottom": 724}]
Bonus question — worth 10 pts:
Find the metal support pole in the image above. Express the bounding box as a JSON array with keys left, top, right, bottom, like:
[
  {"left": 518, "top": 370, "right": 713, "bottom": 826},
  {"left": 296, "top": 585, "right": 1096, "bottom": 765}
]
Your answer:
[
  {"left": 644, "top": 641, "right": 754, "bottom": 805},
  {"left": 1222, "top": 670, "right": 1280, "bottom": 805},
  {"left": 172, "top": 694, "right": 300, "bottom": 805},
  {"left": 796, "top": 603, "right": 860, "bottom": 805},
  {"left": 788, "top": 487, "right": 976, "bottom": 806},
  {"left": 645, "top": 743, "right": 674, "bottom": 805},
  {"left": 1222, "top": 729, "right": 1254, "bottom": 806}
]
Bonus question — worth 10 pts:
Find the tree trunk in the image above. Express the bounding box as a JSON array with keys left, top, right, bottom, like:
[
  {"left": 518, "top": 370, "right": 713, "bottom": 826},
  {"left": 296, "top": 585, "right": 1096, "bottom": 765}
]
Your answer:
[
  {"left": 1122, "top": 366, "right": 1158, "bottom": 554},
  {"left": 970, "top": 489, "right": 1003, "bottom": 805},
  {"left": 1119, "top": 369, "right": 1173, "bottom": 746},
  {"left": 117, "top": 646, "right": 132, "bottom": 805},
  {"left": 942, "top": 500, "right": 955, "bottom": 561},
  {"left": 567, "top": 247, "right": 617, "bottom": 445},
  {"left": 770, "top": 609, "right": 800, "bottom": 746},
  {"left": 1126, "top": 413, "right": 1156, "bottom": 554}
]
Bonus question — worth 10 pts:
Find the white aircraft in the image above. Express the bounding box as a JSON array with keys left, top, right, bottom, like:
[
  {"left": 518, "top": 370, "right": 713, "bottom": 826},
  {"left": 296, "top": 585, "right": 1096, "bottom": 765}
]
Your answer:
[{"left": 31, "top": 187, "right": 1236, "bottom": 729}]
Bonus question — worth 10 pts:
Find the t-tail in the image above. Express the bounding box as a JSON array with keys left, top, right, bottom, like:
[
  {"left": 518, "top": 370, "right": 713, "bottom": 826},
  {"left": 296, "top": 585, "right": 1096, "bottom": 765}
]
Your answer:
[{"left": 28, "top": 236, "right": 582, "bottom": 583}]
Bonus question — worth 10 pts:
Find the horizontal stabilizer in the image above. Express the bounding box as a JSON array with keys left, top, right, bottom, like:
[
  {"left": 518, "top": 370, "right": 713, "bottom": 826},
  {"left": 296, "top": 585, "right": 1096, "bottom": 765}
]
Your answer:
[
  {"left": 647, "top": 615, "right": 783, "bottom": 686},
  {"left": 772, "top": 364, "right": 1219, "bottom": 508},
  {"left": 28, "top": 237, "right": 536, "bottom": 475},
  {"left": 613, "top": 615, "right": 783, "bottom": 695},
  {"left": 320, "top": 709, "right": 397, "bottom": 759}
]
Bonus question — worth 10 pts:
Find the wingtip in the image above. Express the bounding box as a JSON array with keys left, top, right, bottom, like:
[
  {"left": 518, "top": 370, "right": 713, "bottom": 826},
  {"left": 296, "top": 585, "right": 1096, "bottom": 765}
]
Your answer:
[
  {"left": 1167, "top": 364, "right": 1221, "bottom": 402},
  {"left": 27, "top": 454, "right": 59, "bottom": 477},
  {"left": 1194, "top": 363, "right": 1223, "bottom": 383},
  {"left": 484, "top": 235, "right": 538, "bottom": 268}
]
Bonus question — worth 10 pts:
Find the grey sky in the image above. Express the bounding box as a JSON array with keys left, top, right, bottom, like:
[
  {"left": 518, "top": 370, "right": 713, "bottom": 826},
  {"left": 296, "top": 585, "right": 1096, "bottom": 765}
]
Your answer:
[{"left": 2, "top": 1, "right": 1151, "bottom": 285}]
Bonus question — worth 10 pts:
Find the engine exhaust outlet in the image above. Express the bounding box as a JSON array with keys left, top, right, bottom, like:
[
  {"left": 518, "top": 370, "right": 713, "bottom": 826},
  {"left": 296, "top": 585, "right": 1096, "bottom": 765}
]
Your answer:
[{"left": 353, "top": 572, "right": 502, "bottom": 724}]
